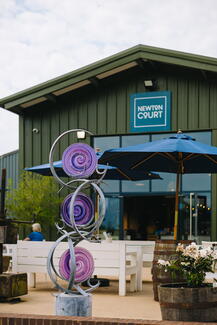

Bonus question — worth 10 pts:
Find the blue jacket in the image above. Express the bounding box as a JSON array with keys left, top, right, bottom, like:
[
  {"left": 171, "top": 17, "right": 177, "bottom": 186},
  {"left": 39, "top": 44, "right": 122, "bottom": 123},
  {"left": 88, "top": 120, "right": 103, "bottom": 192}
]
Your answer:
[{"left": 28, "top": 231, "right": 44, "bottom": 241}]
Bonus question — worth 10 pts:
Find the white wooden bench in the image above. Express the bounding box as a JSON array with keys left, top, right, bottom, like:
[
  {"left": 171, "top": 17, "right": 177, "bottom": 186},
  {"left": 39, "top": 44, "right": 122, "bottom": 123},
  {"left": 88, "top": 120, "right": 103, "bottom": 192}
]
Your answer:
[
  {"left": 202, "top": 241, "right": 217, "bottom": 283},
  {"left": 3, "top": 244, "right": 17, "bottom": 257},
  {"left": 10, "top": 240, "right": 139, "bottom": 296},
  {"left": 6, "top": 240, "right": 155, "bottom": 294},
  {"left": 79, "top": 240, "right": 138, "bottom": 295},
  {"left": 118, "top": 240, "right": 154, "bottom": 290},
  {"left": 3, "top": 244, "right": 17, "bottom": 272}
]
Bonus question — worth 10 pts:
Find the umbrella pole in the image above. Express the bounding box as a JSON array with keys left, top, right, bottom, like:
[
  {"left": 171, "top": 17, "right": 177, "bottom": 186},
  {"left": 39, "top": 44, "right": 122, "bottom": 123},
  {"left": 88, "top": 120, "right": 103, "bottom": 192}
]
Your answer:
[{"left": 174, "top": 172, "right": 180, "bottom": 240}]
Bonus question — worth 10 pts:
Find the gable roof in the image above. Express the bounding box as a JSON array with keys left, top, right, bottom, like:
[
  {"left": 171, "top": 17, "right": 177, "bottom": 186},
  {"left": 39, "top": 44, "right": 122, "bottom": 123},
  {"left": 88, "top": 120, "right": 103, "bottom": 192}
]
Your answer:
[{"left": 1, "top": 44, "right": 217, "bottom": 114}]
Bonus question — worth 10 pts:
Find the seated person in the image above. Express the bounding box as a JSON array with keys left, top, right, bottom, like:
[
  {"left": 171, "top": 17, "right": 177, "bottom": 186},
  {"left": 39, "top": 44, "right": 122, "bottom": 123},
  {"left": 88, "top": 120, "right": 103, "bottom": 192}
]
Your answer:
[{"left": 24, "top": 223, "right": 45, "bottom": 241}]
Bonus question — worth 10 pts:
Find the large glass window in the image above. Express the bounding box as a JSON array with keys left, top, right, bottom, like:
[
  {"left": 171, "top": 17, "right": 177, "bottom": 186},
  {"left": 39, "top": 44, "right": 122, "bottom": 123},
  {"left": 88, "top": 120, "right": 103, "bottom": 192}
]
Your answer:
[
  {"left": 94, "top": 136, "right": 120, "bottom": 152},
  {"left": 182, "top": 174, "right": 211, "bottom": 192},
  {"left": 151, "top": 133, "right": 173, "bottom": 141},
  {"left": 182, "top": 131, "right": 211, "bottom": 192},
  {"left": 94, "top": 131, "right": 212, "bottom": 194},
  {"left": 94, "top": 136, "right": 120, "bottom": 193},
  {"left": 100, "top": 197, "right": 121, "bottom": 240},
  {"left": 122, "top": 180, "right": 149, "bottom": 193},
  {"left": 151, "top": 173, "right": 176, "bottom": 192},
  {"left": 121, "top": 135, "right": 150, "bottom": 192},
  {"left": 100, "top": 180, "right": 120, "bottom": 193},
  {"left": 93, "top": 131, "right": 211, "bottom": 242},
  {"left": 122, "top": 135, "right": 149, "bottom": 147},
  {"left": 151, "top": 133, "right": 177, "bottom": 193}
]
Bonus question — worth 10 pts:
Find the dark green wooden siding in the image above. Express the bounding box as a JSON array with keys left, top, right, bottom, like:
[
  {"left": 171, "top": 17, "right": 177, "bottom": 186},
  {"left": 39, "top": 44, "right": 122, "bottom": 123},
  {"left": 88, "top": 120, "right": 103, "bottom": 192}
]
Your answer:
[
  {"left": 0, "top": 150, "right": 19, "bottom": 190},
  {"left": 19, "top": 66, "right": 217, "bottom": 239}
]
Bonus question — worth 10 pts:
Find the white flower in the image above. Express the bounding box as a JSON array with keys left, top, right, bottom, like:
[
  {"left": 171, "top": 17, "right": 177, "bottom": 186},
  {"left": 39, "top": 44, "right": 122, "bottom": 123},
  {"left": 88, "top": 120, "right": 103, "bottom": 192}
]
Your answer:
[
  {"left": 199, "top": 248, "right": 210, "bottom": 258},
  {"left": 176, "top": 243, "right": 184, "bottom": 253},
  {"left": 158, "top": 259, "right": 171, "bottom": 266},
  {"left": 183, "top": 242, "right": 199, "bottom": 259},
  {"left": 199, "top": 249, "right": 206, "bottom": 258}
]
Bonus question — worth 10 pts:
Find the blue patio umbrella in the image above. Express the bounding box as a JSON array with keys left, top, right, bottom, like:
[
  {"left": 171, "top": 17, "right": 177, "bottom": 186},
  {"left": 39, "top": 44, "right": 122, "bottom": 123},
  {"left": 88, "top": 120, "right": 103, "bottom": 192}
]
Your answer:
[
  {"left": 99, "top": 131, "right": 217, "bottom": 240},
  {"left": 25, "top": 160, "right": 161, "bottom": 181}
]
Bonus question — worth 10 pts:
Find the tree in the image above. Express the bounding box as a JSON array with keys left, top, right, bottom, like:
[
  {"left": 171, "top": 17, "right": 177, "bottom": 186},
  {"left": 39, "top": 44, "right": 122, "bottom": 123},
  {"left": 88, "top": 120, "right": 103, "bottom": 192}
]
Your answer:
[{"left": 6, "top": 171, "right": 61, "bottom": 228}]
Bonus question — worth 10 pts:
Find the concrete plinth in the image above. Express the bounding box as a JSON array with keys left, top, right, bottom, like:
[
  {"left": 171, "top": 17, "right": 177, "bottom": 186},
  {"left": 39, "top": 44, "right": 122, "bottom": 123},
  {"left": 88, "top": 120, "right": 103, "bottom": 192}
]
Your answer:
[{"left": 55, "top": 293, "right": 92, "bottom": 316}]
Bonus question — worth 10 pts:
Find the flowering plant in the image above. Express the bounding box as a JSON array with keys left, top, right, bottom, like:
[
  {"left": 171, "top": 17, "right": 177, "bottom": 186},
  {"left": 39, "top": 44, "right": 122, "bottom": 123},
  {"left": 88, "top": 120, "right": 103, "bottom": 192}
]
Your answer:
[{"left": 158, "top": 242, "right": 217, "bottom": 287}]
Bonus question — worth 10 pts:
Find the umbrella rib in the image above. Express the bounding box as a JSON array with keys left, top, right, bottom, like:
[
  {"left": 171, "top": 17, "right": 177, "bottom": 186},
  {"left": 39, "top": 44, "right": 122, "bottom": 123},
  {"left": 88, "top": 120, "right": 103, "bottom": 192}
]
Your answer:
[
  {"left": 204, "top": 154, "right": 217, "bottom": 165},
  {"left": 182, "top": 153, "right": 217, "bottom": 165},
  {"left": 182, "top": 153, "right": 196, "bottom": 161},
  {"left": 116, "top": 168, "right": 132, "bottom": 181},
  {"left": 163, "top": 152, "right": 177, "bottom": 162},
  {"left": 131, "top": 152, "right": 176, "bottom": 170},
  {"left": 131, "top": 152, "right": 159, "bottom": 169}
]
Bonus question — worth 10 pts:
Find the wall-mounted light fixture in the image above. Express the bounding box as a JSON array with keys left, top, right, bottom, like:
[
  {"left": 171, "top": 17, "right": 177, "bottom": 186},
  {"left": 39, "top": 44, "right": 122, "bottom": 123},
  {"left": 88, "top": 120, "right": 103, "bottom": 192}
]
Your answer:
[
  {"left": 32, "top": 128, "right": 39, "bottom": 134},
  {"left": 144, "top": 79, "right": 157, "bottom": 90},
  {"left": 77, "top": 130, "right": 86, "bottom": 139},
  {"left": 95, "top": 147, "right": 101, "bottom": 153}
]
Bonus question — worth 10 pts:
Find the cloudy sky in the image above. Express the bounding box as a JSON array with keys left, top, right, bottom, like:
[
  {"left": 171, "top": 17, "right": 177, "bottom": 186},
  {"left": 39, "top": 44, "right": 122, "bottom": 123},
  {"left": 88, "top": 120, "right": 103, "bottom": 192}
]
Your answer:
[{"left": 0, "top": 0, "right": 217, "bottom": 155}]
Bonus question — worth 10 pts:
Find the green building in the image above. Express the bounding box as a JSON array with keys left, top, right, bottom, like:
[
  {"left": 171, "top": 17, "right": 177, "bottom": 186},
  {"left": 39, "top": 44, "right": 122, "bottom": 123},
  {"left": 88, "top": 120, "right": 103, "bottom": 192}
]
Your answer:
[
  {"left": 1, "top": 44, "right": 217, "bottom": 242},
  {"left": 0, "top": 150, "right": 19, "bottom": 190}
]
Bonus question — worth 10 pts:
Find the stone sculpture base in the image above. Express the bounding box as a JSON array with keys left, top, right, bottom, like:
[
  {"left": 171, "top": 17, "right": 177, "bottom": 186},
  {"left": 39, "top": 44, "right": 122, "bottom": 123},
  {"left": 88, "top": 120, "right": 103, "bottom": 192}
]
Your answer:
[
  {"left": 55, "top": 292, "right": 92, "bottom": 316},
  {"left": 0, "top": 273, "right": 28, "bottom": 298}
]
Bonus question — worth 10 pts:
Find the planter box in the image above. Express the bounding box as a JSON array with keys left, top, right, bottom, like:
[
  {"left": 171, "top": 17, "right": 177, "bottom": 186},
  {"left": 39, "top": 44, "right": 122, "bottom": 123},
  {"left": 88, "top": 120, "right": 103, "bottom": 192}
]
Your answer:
[
  {"left": 3, "top": 256, "right": 11, "bottom": 272},
  {"left": 159, "top": 282, "right": 217, "bottom": 322},
  {"left": 0, "top": 273, "right": 28, "bottom": 298}
]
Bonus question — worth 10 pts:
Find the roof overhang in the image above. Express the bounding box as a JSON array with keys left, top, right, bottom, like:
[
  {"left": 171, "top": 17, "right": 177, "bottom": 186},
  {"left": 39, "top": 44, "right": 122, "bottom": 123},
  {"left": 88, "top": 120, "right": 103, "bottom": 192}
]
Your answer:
[{"left": 1, "top": 44, "right": 217, "bottom": 114}]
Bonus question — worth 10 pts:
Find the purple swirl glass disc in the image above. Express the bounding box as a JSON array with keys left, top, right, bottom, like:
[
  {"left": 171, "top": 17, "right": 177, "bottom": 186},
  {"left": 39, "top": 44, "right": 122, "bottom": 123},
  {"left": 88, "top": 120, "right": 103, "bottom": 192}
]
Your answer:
[
  {"left": 62, "top": 143, "right": 97, "bottom": 178},
  {"left": 61, "top": 192, "right": 94, "bottom": 227},
  {"left": 59, "top": 247, "right": 94, "bottom": 283}
]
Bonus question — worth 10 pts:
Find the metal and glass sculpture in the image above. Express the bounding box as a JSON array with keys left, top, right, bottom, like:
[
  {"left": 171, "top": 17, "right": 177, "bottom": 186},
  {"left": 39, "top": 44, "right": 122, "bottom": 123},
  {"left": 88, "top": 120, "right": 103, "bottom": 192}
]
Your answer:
[{"left": 47, "top": 129, "right": 106, "bottom": 296}]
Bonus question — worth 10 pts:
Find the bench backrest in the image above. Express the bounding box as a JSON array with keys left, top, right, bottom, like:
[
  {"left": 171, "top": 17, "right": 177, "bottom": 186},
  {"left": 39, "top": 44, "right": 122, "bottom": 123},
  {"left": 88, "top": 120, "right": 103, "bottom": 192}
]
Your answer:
[
  {"left": 202, "top": 241, "right": 217, "bottom": 247},
  {"left": 7, "top": 240, "right": 155, "bottom": 273},
  {"left": 123, "top": 240, "right": 155, "bottom": 263},
  {"left": 12, "top": 240, "right": 130, "bottom": 276},
  {"left": 3, "top": 244, "right": 16, "bottom": 257}
]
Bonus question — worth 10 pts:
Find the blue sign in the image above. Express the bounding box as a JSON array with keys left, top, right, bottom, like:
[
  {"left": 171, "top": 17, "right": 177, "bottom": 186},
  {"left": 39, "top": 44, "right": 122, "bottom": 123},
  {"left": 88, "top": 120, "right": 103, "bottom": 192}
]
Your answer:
[{"left": 130, "top": 91, "right": 171, "bottom": 133}]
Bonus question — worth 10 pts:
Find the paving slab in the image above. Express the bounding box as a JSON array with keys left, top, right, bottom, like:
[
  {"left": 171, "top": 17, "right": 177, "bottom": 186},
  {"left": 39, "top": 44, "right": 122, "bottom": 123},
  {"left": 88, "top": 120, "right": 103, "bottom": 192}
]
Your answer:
[{"left": 0, "top": 275, "right": 161, "bottom": 320}]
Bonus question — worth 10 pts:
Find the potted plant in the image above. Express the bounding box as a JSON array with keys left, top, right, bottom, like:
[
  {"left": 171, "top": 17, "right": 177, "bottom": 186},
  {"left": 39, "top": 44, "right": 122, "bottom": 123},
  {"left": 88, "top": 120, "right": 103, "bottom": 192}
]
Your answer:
[{"left": 158, "top": 242, "right": 217, "bottom": 322}]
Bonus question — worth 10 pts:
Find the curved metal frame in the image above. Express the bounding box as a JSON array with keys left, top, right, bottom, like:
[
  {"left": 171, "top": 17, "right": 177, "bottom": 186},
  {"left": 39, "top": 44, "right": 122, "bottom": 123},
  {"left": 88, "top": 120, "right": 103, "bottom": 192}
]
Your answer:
[{"left": 47, "top": 129, "right": 106, "bottom": 295}]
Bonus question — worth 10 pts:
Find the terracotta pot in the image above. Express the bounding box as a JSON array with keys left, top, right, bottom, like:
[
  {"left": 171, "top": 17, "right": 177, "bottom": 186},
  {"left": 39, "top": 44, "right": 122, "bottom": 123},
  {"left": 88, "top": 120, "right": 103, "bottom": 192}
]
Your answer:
[{"left": 158, "top": 283, "right": 217, "bottom": 322}]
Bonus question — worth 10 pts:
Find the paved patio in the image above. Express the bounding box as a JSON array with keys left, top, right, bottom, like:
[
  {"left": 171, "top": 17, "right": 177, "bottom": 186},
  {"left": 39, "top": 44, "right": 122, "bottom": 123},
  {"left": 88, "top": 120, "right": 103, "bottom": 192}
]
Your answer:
[{"left": 0, "top": 275, "right": 161, "bottom": 320}]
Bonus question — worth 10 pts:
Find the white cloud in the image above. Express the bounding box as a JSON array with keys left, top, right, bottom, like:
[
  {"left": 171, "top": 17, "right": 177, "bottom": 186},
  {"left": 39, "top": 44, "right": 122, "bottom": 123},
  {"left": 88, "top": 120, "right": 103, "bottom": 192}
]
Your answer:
[
  {"left": 0, "top": 109, "right": 18, "bottom": 156},
  {"left": 1, "top": 0, "right": 217, "bottom": 155}
]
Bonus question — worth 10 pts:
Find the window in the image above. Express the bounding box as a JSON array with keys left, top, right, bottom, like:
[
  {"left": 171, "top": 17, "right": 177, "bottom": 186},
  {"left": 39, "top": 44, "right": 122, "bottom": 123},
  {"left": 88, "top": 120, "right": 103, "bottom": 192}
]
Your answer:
[{"left": 93, "top": 131, "right": 211, "bottom": 194}]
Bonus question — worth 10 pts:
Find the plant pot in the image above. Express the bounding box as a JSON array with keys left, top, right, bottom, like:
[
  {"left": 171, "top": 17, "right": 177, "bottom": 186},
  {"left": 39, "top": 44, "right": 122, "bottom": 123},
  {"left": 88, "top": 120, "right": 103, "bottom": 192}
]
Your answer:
[
  {"left": 152, "top": 239, "right": 192, "bottom": 301},
  {"left": 3, "top": 256, "right": 11, "bottom": 272},
  {"left": 158, "top": 282, "right": 217, "bottom": 322}
]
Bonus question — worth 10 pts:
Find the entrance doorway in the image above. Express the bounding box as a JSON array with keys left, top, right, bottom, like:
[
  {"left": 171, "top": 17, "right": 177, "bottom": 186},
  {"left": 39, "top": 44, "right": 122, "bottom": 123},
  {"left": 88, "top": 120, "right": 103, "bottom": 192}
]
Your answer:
[{"left": 123, "top": 195, "right": 175, "bottom": 240}]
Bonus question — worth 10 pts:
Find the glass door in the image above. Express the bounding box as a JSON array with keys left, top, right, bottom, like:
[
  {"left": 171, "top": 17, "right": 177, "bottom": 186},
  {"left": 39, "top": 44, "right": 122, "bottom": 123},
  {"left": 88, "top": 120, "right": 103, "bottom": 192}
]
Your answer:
[
  {"left": 180, "top": 193, "right": 211, "bottom": 243},
  {"left": 189, "top": 193, "right": 198, "bottom": 240}
]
